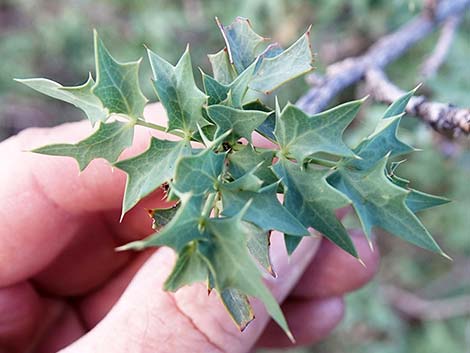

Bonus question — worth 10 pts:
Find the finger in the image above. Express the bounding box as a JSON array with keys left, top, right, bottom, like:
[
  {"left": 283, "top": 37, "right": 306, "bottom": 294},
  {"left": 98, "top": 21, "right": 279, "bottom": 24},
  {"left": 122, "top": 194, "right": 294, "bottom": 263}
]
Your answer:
[
  {"left": 61, "top": 234, "right": 321, "bottom": 353},
  {"left": 32, "top": 214, "right": 131, "bottom": 296},
  {"left": 77, "top": 250, "right": 155, "bottom": 329},
  {"left": 255, "top": 297, "right": 345, "bottom": 348},
  {"left": 0, "top": 282, "right": 42, "bottom": 352},
  {"left": 0, "top": 105, "right": 169, "bottom": 286},
  {"left": 291, "top": 229, "right": 380, "bottom": 299}
]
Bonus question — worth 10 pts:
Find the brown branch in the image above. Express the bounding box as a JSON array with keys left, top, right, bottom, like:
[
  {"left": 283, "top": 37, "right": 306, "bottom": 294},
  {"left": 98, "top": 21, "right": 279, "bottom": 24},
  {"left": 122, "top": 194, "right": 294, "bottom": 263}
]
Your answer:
[
  {"left": 383, "top": 285, "right": 470, "bottom": 321},
  {"left": 420, "top": 15, "right": 462, "bottom": 79},
  {"left": 296, "top": 0, "right": 470, "bottom": 115},
  {"left": 365, "top": 69, "right": 470, "bottom": 137}
]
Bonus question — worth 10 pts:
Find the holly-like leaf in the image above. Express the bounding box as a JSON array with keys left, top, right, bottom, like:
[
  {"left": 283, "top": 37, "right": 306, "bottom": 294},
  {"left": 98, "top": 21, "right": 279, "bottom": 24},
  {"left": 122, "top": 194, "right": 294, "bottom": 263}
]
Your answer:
[
  {"left": 228, "top": 145, "right": 277, "bottom": 186},
  {"left": 216, "top": 17, "right": 268, "bottom": 74},
  {"left": 118, "top": 192, "right": 206, "bottom": 252},
  {"left": 221, "top": 182, "right": 308, "bottom": 236},
  {"left": 273, "top": 159, "right": 357, "bottom": 258},
  {"left": 32, "top": 121, "right": 133, "bottom": 171},
  {"left": 405, "top": 189, "right": 451, "bottom": 213},
  {"left": 16, "top": 74, "right": 108, "bottom": 126},
  {"left": 115, "top": 138, "right": 190, "bottom": 216},
  {"left": 206, "top": 105, "right": 269, "bottom": 142},
  {"left": 207, "top": 48, "right": 237, "bottom": 84},
  {"left": 201, "top": 71, "right": 230, "bottom": 105},
  {"left": 275, "top": 100, "right": 362, "bottom": 163},
  {"left": 217, "top": 288, "right": 254, "bottom": 331},
  {"left": 92, "top": 31, "right": 147, "bottom": 119},
  {"left": 382, "top": 86, "right": 418, "bottom": 119},
  {"left": 249, "top": 30, "right": 314, "bottom": 94},
  {"left": 148, "top": 47, "right": 207, "bottom": 135},
  {"left": 164, "top": 242, "right": 208, "bottom": 291},
  {"left": 328, "top": 156, "right": 447, "bottom": 256},
  {"left": 387, "top": 168, "right": 450, "bottom": 213},
  {"left": 148, "top": 204, "right": 180, "bottom": 230},
  {"left": 201, "top": 215, "right": 292, "bottom": 339},
  {"left": 346, "top": 115, "right": 414, "bottom": 170},
  {"left": 173, "top": 150, "right": 225, "bottom": 195},
  {"left": 243, "top": 221, "right": 274, "bottom": 275}
]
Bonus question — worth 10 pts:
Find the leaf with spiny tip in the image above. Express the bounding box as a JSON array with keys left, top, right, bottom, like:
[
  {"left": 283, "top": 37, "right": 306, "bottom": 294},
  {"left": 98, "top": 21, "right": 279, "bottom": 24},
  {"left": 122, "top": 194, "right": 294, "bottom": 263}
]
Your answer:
[
  {"left": 148, "top": 204, "right": 180, "bottom": 230},
  {"left": 221, "top": 182, "right": 308, "bottom": 236},
  {"left": 228, "top": 145, "right": 277, "bottom": 186},
  {"left": 148, "top": 46, "right": 207, "bottom": 135},
  {"left": 208, "top": 48, "right": 237, "bottom": 84},
  {"left": 115, "top": 137, "right": 190, "bottom": 217},
  {"left": 117, "top": 192, "right": 206, "bottom": 253},
  {"left": 92, "top": 31, "right": 147, "bottom": 119},
  {"left": 200, "top": 216, "right": 292, "bottom": 339},
  {"left": 216, "top": 16, "right": 268, "bottom": 74},
  {"left": 31, "top": 121, "right": 133, "bottom": 171},
  {"left": 164, "top": 242, "right": 208, "bottom": 292},
  {"left": 16, "top": 74, "right": 108, "bottom": 126},
  {"left": 382, "top": 86, "right": 420, "bottom": 119},
  {"left": 275, "top": 99, "right": 361, "bottom": 163},
  {"left": 346, "top": 115, "right": 414, "bottom": 170},
  {"left": 249, "top": 29, "right": 314, "bottom": 94},
  {"left": 173, "top": 150, "right": 225, "bottom": 195},
  {"left": 327, "top": 156, "right": 447, "bottom": 257},
  {"left": 206, "top": 105, "right": 269, "bottom": 142},
  {"left": 273, "top": 159, "right": 358, "bottom": 258}
]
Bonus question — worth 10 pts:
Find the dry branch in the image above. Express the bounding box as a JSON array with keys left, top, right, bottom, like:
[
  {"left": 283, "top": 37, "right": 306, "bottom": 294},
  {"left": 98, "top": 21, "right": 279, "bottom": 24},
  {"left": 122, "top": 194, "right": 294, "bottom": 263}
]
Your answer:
[
  {"left": 297, "top": 0, "right": 470, "bottom": 116},
  {"left": 365, "top": 69, "right": 470, "bottom": 137},
  {"left": 420, "top": 15, "right": 462, "bottom": 79}
]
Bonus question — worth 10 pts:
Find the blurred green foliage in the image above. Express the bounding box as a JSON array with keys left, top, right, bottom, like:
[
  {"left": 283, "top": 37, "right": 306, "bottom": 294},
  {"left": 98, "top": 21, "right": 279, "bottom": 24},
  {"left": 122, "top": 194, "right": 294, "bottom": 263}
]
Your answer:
[{"left": 1, "top": 0, "right": 469, "bottom": 352}]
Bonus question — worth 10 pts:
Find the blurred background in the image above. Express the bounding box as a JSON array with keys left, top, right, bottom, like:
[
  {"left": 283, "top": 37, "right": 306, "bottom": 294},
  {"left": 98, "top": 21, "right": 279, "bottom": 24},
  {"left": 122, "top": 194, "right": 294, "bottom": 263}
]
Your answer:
[{"left": 1, "top": 0, "right": 469, "bottom": 352}]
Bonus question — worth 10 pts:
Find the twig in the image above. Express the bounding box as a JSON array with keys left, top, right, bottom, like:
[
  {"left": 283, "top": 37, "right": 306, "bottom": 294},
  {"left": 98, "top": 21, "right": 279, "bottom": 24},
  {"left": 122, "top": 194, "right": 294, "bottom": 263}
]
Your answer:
[
  {"left": 296, "top": 0, "right": 470, "bottom": 114},
  {"left": 383, "top": 285, "right": 470, "bottom": 321},
  {"left": 420, "top": 15, "right": 462, "bottom": 79},
  {"left": 365, "top": 69, "right": 469, "bottom": 138}
]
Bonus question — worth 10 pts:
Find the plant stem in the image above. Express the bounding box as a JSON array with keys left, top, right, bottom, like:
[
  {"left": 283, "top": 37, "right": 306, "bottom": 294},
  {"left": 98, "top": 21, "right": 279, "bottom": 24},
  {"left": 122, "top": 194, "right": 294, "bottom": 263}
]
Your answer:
[
  {"left": 201, "top": 192, "right": 217, "bottom": 219},
  {"left": 135, "top": 119, "right": 186, "bottom": 139}
]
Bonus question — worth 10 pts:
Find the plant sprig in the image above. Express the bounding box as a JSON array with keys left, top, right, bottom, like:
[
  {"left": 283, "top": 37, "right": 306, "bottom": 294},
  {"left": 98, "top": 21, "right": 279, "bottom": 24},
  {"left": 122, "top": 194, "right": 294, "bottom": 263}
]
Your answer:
[{"left": 16, "top": 17, "right": 450, "bottom": 339}]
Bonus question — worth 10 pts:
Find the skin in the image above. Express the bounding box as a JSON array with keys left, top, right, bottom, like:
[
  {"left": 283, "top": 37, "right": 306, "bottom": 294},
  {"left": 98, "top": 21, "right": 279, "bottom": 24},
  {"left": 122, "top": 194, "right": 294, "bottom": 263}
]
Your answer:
[{"left": 0, "top": 104, "right": 380, "bottom": 353}]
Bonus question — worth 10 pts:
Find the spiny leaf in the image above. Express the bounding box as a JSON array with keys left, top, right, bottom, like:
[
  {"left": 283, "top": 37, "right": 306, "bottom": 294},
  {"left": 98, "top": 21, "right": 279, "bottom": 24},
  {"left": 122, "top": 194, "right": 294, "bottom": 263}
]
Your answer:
[
  {"left": 273, "top": 159, "right": 357, "bottom": 258},
  {"left": 216, "top": 17, "right": 268, "bottom": 74},
  {"left": 201, "top": 70, "right": 230, "bottom": 105},
  {"left": 346, "top": 115, "right": 414, "bottom": 170},
  {"left": 249, "top": 29, "right": 314, "bottom": 94},
  {"left": 243, "top": 221, "right": 274, "bottom": 275},
  {"left": 206, "top": 105, "right": 269, "bottom": 142},
  {"left": 275, "top": 99, "right": 362, "bottom": 163},
  {"left": 148, "top": 46, "right": 207, "bottom": 135},
  {"left": 148, "top": 204, "right": 180, "bottom": 230},
  {"left": 221, "top": 182, "right": 308, "bottom": 236},
  {"left": 327, "top": 156, "right": 447, "bottom": 257},
  {"left": 118, "top": 192, "right": 206, "bottom": 252},
  {"left": 164, "top": 242, "right": 208, "bottom": 291},
  {"left": 207, "top": 48, "right": 237, "bottom": 84},
  {"left": 217, "top": 288, "right": 254, "bottom": 331},
  {"left": 32, "top": 121, "right": 133, "bottom": 171},
  {"left": 201, "top": 216, "right": 292, "bottom": 339},
  {"left": 115, "top": 138, "right": 190, "bottom": 216},
  {"left": 382, "top": 86, "right": 419, "bottom": 119},
  {"left": 173, "top": 150, "right": 225, "bottom": 195},
  {"left": 228, "top": 145, "right": 277, "bottom": 186},
  {"left": 16, "top": 74, "right": 108, "bottom": 126},
  {"left": 387, "top": 167, "right": 450, "bottom": 213},
  {"left": 405, "top": 189, "right": 451, "bottom": 213},
  {"left": 92, "top": 31, "right": 147, "bottom": 119}
]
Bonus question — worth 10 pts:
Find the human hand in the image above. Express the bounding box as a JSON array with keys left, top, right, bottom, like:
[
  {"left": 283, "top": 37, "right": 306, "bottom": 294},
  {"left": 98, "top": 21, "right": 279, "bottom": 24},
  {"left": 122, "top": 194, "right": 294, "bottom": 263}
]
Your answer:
[{"left": 0, "top": 103, "right": 379, "bottom": 353}]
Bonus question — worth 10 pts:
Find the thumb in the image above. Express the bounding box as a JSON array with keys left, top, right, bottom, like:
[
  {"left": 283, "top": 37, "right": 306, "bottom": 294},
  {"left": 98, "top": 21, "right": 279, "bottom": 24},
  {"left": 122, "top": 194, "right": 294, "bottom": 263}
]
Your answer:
[{"left": 61, "top": 234, "right": 321, "bottom": 353}]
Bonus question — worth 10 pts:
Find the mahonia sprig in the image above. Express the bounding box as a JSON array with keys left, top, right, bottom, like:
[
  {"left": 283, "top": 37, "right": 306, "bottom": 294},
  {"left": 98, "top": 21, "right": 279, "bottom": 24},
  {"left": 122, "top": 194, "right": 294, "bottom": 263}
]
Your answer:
[{"left": 16, "top": 17, "right": 450, "bottom": 339}]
